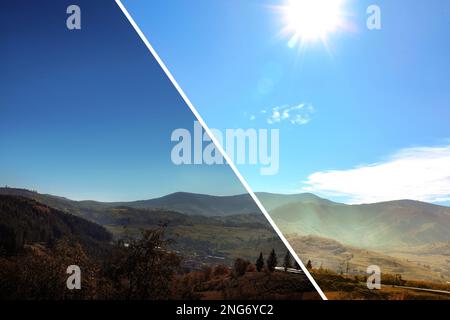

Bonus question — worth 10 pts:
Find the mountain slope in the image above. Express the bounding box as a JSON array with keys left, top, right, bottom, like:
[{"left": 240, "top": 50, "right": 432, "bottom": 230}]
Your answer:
[
  {"left": 0, "top": 195, "right": 112, "bottom": 256},
  {"left": 270, "top": 198, "right": 450, "bottom": 249},
  {"left": 286, "top": 234, "right": 449, "bottom": 282},
  {"left": 0, "top": 188, "right": 260, "bottom": 217},
  {"left": 256, "top": 192, "right": 337, "bottom": 211},
  {"left": 122, "top": 192, "right": 259, "bottom": 216}
]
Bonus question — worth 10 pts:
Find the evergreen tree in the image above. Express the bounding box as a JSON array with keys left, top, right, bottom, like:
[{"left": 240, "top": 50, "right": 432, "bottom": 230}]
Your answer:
[
  {"left": 256, "top": 252, "right": 264, "bottom": 272},
  {"left": 306, "top": 260, "right": 313, "bottom": 270},
  {"left": 266, "top": 249, "right": 277, "bottom": 272},
  {"left": 283, "top": 251, "right": 292, "bottom": 271}
]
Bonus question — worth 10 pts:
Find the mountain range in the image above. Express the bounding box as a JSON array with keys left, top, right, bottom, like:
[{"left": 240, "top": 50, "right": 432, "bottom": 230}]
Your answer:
[
  {"left": 2, "top": 188, "right": 449, "bottom": 247},
  {"left": 1, "top": 188, "right": 449, "bottom": 249},
  {"left": 268, "top": 197, "right": 450, "bottom": 249},
  {"left": 0, "top": 188, "right": 260, "bottom": 217},
  {"left": 1, "top": 187, "right": 449, "bottom": 280},
  {"left": 0, "top": 188, "right": 285, "bottom": 265}
]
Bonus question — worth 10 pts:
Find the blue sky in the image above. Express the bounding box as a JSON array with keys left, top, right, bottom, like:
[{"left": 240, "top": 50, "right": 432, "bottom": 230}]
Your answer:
[
  {"left": 122, "top": 0, "right": 450, "bottom": 204},
  {"left": 0, "top": 0, "right": 245, "bottom": 201}
]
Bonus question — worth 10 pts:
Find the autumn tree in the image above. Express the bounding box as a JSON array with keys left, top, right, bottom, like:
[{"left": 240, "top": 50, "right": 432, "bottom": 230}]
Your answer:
[
  {"left": 213, "top": 264, "right": 229, "bottom": 277},
  {"left": 0, "top": 238, "right": 99, "bottom": 300},
  {"left": 201, "top": 266, "right": 213, "bottom": 282},
  {"left": 234, "top": 258, "right": 250, "bottom": 277},
  {"left": 246, "top": 263, "right": 256, "bottom": 272},
  {"left": 104, "top": 226, "right": 182, "bottom": 300}
]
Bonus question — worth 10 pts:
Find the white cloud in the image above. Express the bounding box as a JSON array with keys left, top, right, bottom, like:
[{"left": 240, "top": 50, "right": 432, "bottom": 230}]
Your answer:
[
  {"left": 301, "top": 145, "right": 450, "bottom": 204},
  {"left": 260, "top": 104, "right": 314, "bottom": 125}
]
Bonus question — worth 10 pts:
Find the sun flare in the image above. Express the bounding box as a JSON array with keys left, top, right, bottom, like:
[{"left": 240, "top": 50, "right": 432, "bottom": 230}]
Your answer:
[{"left": 280, "top": 0, "right": 347, "bottom": 48}]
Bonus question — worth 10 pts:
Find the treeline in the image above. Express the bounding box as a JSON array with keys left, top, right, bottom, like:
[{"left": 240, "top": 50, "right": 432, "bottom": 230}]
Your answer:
[{"left": 233, "top": 249, "right": 301, "bottom": 276}]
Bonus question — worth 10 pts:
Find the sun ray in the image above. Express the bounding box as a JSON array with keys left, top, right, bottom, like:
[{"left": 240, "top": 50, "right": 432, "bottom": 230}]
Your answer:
[{"left": 273, "top": 0, "right": 351, "bottom": 52}]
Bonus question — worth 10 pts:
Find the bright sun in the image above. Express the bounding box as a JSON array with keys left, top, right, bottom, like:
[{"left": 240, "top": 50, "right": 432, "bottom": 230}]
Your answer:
[{"left": 280, "top": 0, "right": 346, "bottom": 48}]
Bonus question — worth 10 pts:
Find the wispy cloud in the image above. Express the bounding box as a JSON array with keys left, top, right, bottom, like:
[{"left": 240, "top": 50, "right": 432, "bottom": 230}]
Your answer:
[
  {"left": 301, "top": 145, "right": 450, "bottom": 204},
  {"left": 249, "top": 103, "right": 315, "bottom": 125}
]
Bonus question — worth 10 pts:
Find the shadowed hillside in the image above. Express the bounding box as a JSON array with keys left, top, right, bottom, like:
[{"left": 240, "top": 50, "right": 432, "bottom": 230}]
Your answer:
[{"left": 0, "top": 195, "right": 112, "bottom": 257}]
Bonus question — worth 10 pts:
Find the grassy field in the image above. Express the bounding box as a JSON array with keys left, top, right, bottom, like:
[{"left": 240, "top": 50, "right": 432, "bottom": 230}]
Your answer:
[
  {"left": 311, "top": 269, "right": 450, "bottom": 300},
  {"left": 287, "top": 234, "right": 449, "bottom": 283}
]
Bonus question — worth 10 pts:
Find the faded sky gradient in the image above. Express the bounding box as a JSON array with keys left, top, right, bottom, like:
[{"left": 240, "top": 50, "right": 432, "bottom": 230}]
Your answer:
[{"left": 0, "top": 0, "right": 245, "bottom": 201}]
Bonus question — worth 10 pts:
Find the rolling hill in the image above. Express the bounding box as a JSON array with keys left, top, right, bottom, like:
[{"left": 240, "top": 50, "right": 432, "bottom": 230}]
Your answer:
[
  {"left": 261, "top": 193, "right": 450, "bottom": 282},
  {"left": 256, "top": 192, "right": 337, "bottom": 211},
  {"left": 122, "top": 192, "right": 259, "bottom": 216}
]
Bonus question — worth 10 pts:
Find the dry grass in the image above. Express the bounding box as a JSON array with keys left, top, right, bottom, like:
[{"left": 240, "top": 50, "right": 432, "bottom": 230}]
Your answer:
[{"left": 311, "top": 269, "right": 450, "bottom": 300}]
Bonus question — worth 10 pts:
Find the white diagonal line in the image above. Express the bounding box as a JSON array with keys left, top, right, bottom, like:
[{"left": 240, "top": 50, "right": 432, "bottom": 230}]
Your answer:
[{"left": 115, "top": 0, "right": 327, "bottom": 300}]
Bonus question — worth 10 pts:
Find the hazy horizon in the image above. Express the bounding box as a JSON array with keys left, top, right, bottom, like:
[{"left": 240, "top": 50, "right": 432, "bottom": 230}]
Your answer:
[{"left": 3, "top": 185, "right": 450, "bottom": 208}]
